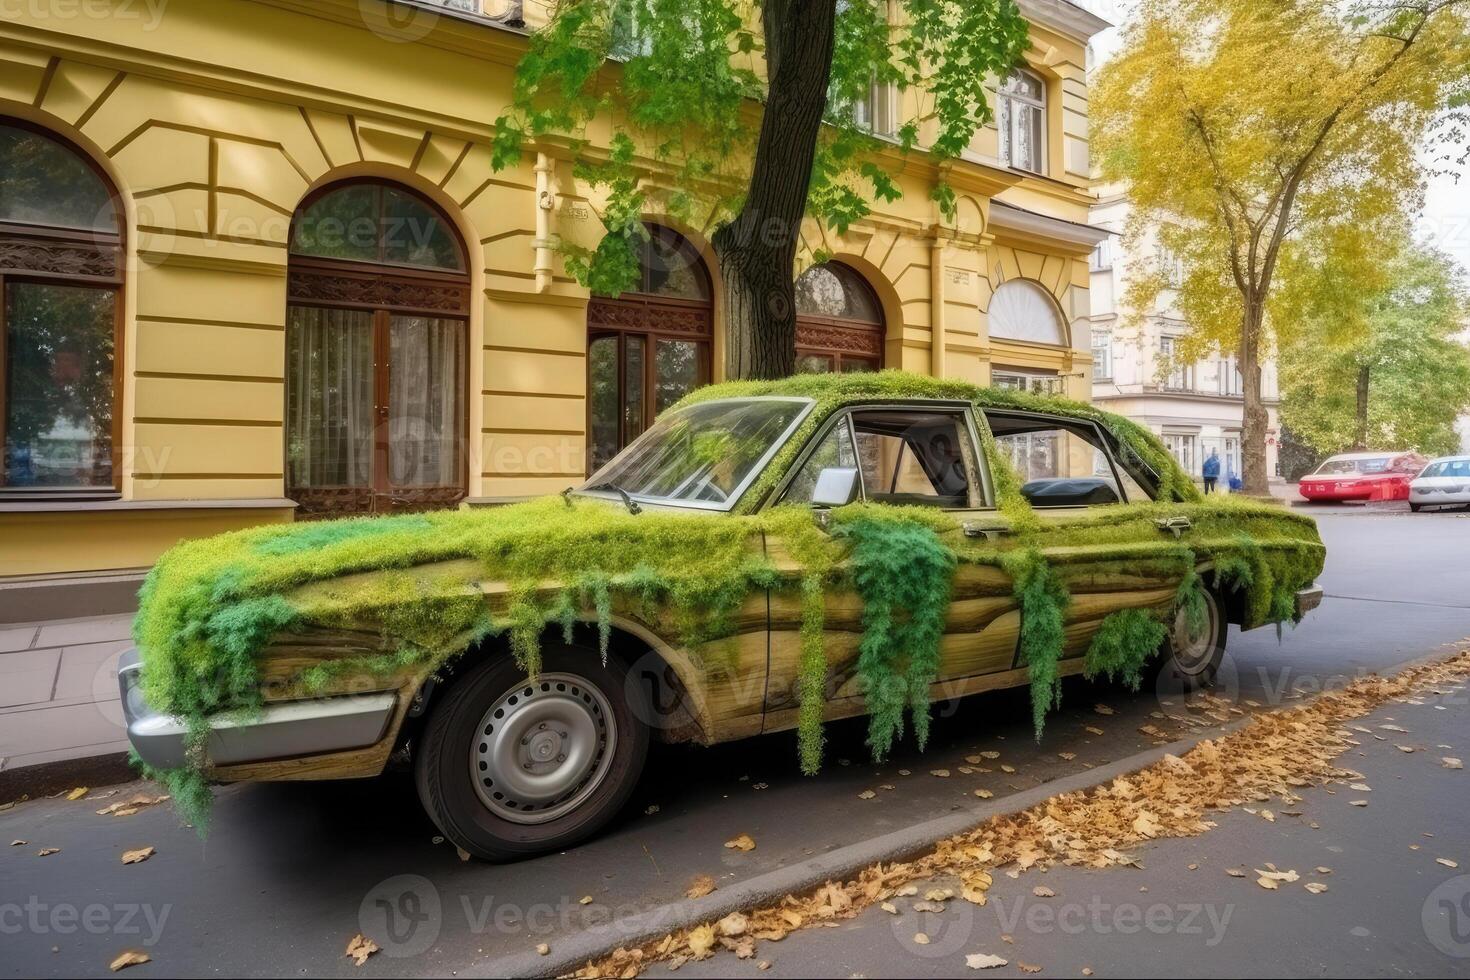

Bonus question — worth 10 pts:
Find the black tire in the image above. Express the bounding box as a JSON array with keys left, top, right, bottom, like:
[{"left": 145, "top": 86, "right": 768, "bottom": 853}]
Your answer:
[
  {"left": 1164, "top": 586, "right": 1228, "bottom": 691},
  {"left": 1409, "top": 501, "right": 1423, "bottom": 512},
  {"left": 415, "top": 643, "right": 649, "bottom": 862}
]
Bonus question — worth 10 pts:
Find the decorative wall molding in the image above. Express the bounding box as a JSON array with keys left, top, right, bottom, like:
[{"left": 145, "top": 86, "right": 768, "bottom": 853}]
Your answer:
[
  {"left": 795, "top": 321, "right": 884, "bottom": 358},
  {"left": 288, "top": 268, "right": 470, "bottom": 314},
  {"left": 0, "top": 238, "right": 120, "bottom": 280},
  {"left": 586, "top": 298, "right": 712, "bottom": 338}
]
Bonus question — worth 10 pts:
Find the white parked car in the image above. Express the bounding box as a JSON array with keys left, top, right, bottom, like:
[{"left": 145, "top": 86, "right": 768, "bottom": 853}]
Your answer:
[{"left": 1409, "top": 455, "right": 1470, "bottom": 512}]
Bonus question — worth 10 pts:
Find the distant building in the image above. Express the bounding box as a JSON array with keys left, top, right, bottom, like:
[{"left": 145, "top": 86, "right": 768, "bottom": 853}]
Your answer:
[{"left": 1088, "top": 188, "right": 1282, "bottom": 487}]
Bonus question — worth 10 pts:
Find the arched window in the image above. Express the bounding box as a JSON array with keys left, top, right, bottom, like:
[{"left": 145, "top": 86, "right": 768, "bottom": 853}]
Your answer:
[
  {"left": 988, "top": 279, "right": 1068, "bottom": 347},
  {"left": 0, "top": 120, "right": 123, "bottom": 495},
  {"left": 587, "top": 224, "right": 713, "bottom": 473},
  {"left": 286, "top": 180, "right": 470, "bottom": 517},
  {"left": 794, "top": 262, "right": 884, "bottom": 374}
]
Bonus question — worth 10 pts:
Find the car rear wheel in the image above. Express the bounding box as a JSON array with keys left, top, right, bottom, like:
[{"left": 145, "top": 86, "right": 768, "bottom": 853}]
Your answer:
[
  {"left": 415, "top": 643, "right": 649, "bottom": 862},
  {"left": 1164, "top": 586, "right": 1227, "bottom": 690},
  {"left": 1410, "top": 501, "right": 1423, "bottom": 512}
]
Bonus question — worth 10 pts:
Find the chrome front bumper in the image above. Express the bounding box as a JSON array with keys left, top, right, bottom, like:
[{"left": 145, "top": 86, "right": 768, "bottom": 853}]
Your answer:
[
  {"left": 1295, "top": 585, "right": 1325, "bottom": 619},
  {"left": 118, "top": 650, "right": 398, "bottom": 770}
]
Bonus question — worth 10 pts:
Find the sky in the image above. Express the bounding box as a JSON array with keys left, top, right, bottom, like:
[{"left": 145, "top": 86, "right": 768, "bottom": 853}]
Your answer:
[{"left": 1075, "top": 0, "right": 1470, "bottom": 282}]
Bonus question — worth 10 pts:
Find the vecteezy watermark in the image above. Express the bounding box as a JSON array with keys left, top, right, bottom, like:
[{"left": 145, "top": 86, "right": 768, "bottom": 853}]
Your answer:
[
  {"left": 357, "top": 874, "right": 689, "bottom": 957},
  {"left": 0, "top": 899, "right": 171, "bottom": 945},
  {"left": 891, "top": 893, "right": 1234, "bottom": 958},
  {"left": 990, "top": 895, "right": 1233, "bottom": 947},
  {"left": 359, "top": 875, "right": 443, "bottom": 958},
  {"left": 0, "top": 0, "right": 169, "bottom": 31},
  {"left": 1424, "top": 875, "right": 1470, "bottom": 958}
]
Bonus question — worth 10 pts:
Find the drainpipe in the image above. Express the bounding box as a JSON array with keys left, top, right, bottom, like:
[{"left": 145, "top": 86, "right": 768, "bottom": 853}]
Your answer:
[
  {"left": 930, "top": 235, "right": 946, "bottom": 380},
  {"left": 533, "top": 152, "right": 556, "bottom": 293}
]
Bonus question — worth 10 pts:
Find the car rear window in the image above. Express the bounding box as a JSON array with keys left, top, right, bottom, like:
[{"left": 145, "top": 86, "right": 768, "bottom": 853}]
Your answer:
[
  {"left": 1421, "top": 459, "right": 1470, "bottom": 478},
  {"left": 1314, "top": 456, "right": 1390, "bottom": 475}
]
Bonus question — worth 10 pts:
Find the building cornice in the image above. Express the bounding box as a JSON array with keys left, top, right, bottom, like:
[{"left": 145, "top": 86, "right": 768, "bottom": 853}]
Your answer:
[
  {"left": 989, "top": 201, "right": 1111, "bottom": 253},
  {"left": 1015, "top": 0, "right": 1112, "bottom": 43}
]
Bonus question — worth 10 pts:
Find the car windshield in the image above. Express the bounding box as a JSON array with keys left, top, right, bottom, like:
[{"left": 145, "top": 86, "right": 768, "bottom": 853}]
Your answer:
[
  {"left": 581, "top": 398, "right": 813, "bottom": 508},
  {"left": 1421, "top": 459, "right": 1470, "bottom": 478},
  {"left": 1313, "top": 456, "right": 1391, "bottom": 475}
]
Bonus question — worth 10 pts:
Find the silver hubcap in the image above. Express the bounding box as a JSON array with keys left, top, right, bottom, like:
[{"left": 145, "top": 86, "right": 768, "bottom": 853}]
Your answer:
[
  {"left": 1171, "top": 593, "right": 1220, "bottom": 675},
  {"left": 471, "top": 672, "right": 617, "bottom": 825}
]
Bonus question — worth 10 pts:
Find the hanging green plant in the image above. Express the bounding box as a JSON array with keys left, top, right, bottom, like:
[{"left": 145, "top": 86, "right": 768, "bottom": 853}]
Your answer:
[
  {"left": 833, "top": 514, "right": 956, "bottom": 761},
  {"left": 1083, "top": 609, "right": 1169, "bottom": 691},
  {"left": 1002, "top": 549, "right": 1071, "bottom": 738}
]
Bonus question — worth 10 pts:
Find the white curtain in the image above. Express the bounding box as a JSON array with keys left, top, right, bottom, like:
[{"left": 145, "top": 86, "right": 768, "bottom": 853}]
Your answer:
[
  {"left": 286, "top": 306, "right": 373, "bottom": 488},
  {"left": 389, "top": 316, "right": 462, "bottom": 487}
]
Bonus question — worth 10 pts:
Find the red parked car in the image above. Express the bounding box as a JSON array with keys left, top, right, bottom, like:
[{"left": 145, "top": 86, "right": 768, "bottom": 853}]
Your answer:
[{"left": 1298, "top": 451, "right": 1428, "bottom": 502}]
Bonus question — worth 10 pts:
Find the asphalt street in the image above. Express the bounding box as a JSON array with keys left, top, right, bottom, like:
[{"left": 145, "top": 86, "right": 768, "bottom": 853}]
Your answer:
[{"left": 2, "top": 505, "right": 1468, "bottom": 978}]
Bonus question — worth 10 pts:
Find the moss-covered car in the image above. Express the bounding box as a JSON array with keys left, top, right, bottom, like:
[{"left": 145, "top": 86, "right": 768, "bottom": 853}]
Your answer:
[{"left": 121, "top": 372, "right": 1325, "bottom": 860}]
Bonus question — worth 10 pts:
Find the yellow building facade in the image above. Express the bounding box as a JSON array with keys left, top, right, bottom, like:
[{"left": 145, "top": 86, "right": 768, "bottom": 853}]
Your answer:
[{"left": 0, "top": 0, "right": 1109, "bottom": 615}]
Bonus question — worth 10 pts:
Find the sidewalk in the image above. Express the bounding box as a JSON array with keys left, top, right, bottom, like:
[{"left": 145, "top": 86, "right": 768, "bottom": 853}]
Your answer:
[{"left": 0, "top": 613, "right": 134, "bottom": 778}]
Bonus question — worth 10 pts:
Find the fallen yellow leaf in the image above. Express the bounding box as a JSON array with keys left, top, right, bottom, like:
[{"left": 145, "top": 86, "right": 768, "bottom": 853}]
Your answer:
[
  {"left": 109, "top": 950, "right": 150, "bottom": 972},
  {"left": 344, "top": 934, "right": 378, "bottom": 967}
]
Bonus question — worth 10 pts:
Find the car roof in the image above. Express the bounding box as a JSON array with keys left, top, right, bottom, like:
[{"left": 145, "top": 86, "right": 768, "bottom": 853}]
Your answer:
[{"left": 1322, "top": 451, "right": 1404, "bottom": 460}]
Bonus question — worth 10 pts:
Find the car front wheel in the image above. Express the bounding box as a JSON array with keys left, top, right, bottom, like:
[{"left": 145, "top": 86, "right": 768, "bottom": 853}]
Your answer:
[
  {"left": 415, "top": 643, "right": 649, "bottom": 862},
  {"left": 1164, "top": 586, "right": 1227, "bottom": 690}
]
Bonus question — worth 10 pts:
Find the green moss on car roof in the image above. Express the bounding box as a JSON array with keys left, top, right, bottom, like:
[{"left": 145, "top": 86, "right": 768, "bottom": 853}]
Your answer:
[{"left": 673, "top": 371, "right": 1203, "bottom": 512}]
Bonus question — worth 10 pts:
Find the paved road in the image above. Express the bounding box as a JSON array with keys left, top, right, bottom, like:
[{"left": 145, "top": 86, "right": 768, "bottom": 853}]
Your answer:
[{"left": 2, "top": 509, "right": 1468, "bottom": 978}]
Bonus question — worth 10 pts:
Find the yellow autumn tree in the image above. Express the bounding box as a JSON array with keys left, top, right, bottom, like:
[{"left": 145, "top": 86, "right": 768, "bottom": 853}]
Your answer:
[{"left": 1093, "top": 0, "right": 1470, "bottom": 494}]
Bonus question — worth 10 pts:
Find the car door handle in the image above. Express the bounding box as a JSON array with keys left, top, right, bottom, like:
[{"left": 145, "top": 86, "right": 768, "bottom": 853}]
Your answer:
[
  {"left": 1153, "top": 516, "right": 1192, "bottom": 539},
  {"left": 962, "top": 520, "right": 1014, "bottom": 541}
]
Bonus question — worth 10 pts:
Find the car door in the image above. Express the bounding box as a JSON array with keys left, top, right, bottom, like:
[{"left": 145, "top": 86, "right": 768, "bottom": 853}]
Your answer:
[
  {"left": 979, "top": 408, "right": 1189, "bottom": 662},
  {"left": 759, "top": 402, "right": 1022, "bottom": 730}
]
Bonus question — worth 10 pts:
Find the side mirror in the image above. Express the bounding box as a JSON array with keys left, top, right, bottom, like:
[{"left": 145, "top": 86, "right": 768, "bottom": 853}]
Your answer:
[{"left": 811, "top": 467, "right": 861, "bottom": 508}]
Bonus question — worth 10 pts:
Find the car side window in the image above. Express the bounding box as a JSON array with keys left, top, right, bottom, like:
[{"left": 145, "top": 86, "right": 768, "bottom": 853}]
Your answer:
[
  {"left": 983, "top": 410, "right": 1150, "bottom": 507},
  {"left": 851, "top": 410, "right": 981, "bottom": 508},
  {"left": 780, "top": 409, "right": 984, "bottom": 509}
]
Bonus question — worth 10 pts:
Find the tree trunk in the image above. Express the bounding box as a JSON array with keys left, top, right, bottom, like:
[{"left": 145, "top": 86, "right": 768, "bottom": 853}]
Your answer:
[
  {"left": 712, "top": 0, "right": 837, "bottom": 380},
  {"left": 1239, "top": 301, "right": 1271, "bottom": 496},
  {"left": 1352, "top": 363, "right": 1370, "bottom": 449}
]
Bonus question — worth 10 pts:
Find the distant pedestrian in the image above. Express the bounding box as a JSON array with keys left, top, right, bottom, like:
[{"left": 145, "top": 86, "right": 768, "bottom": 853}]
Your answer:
[{"left": 1202, "top": 449, "right": 1221, "bottom": 494}]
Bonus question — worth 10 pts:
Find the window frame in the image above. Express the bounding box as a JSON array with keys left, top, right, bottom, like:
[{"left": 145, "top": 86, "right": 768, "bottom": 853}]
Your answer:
[
  {"left": 794, "top": 261, "right": 885, "bottom": 373},
  {"left": 1159, "top": 335, "right": 1195, "bottom": 392},
  {"left": 769, "top": 400, "right": 996, "bottom": 512},
  {"left": 1091, "top": 330, "right": 1113, "bottom": 382},
  {"left": 0, "top": 118, "right": 125, "bottom": 501},
  {"left": 1162, "top": 430, "right": 1199, "bottom": 476},
  {"left": 585, "top": 224, "right": 714, "bottom": 474},
  {"left": 285, "top": 179, "right": 472, "bottom": 517},
  {"left": 992, "top": 367, "right": 1064, "bottom": 396},
  {"left": 997, "top": 66, "right": 1048, "bottom": 176}
]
